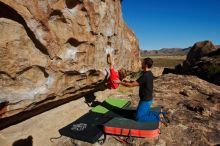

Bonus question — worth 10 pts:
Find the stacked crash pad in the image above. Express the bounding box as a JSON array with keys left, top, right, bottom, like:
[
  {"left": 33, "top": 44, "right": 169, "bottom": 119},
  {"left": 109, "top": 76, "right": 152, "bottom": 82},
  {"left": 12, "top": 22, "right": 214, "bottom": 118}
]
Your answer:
[{"left": 59, "top": 97, "right": 130, "bottom": 143}]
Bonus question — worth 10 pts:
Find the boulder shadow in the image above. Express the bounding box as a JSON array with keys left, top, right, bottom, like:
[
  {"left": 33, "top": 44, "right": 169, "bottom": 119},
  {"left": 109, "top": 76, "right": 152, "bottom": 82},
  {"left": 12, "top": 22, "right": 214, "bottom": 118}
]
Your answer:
[
  {"left": 12, "top": 136, "right": 33, "bottom": 146},
  {"left": 84, "top": 93, "right": 101, "bottom": 107}
]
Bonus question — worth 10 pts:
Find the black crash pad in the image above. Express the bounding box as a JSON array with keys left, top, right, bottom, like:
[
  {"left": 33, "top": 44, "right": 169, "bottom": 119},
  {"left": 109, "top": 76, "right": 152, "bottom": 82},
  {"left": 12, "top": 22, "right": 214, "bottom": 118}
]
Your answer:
[{"left": 59, "top": 112, "right": 111, "bottom": 143}]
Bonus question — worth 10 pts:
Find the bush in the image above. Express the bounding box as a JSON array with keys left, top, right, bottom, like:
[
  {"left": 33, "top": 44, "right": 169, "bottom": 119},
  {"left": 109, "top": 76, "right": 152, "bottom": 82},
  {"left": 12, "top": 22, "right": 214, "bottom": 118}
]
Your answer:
[{"left": 203, "top": 64, "right": 220, "bottom": 79}]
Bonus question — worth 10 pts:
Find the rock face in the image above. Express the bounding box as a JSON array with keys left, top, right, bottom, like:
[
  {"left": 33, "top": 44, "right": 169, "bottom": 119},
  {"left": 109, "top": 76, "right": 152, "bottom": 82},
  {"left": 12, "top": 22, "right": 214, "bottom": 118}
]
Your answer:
[
  {"left": 0, "top": 0, "right": 140, "bottom": 128},
  {"left": 182, "top": 40, "right": 220, "bottom": 85}
]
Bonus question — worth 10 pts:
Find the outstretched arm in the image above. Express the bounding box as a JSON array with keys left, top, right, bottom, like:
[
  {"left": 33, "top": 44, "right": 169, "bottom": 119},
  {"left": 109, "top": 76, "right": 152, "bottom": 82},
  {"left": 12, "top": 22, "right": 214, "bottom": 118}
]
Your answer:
[
  {"left": 114, "top": 80, "right": 139, "bottom": 87},
  {"left": 107, "top": 53, "right": 113, "bottom": 69}
]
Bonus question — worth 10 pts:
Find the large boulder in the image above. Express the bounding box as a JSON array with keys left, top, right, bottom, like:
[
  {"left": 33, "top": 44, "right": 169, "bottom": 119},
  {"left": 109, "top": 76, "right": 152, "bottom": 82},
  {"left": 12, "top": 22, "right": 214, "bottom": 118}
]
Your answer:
[
  {"left": 182, "top": 41, "right": 220, "bottom": 85},
  {"left": 0, "top": 0, "right": 140, "bottom": 128},
  {"left": 186, "top": 40, "right": 217, "bottom": 64}
]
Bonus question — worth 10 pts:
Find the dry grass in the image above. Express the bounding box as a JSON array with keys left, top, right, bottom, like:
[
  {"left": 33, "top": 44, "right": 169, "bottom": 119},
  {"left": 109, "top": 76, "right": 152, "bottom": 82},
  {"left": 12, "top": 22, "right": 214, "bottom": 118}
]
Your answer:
[
  {"left": 141, "top": 55, "right": 186, "bottom": 67},
  {"left": 153, "top": 58, "right": 184, "bottom": 67},
  {"left": 142, "top": 55, "right": 186, "bottom": 59}
]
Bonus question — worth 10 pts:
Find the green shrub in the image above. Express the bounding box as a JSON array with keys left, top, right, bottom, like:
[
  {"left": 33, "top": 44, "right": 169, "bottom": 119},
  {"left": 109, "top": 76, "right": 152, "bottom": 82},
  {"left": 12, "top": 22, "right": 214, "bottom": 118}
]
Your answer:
[{"left": 203, "top": 64, "right": 220, "bottom": 79}]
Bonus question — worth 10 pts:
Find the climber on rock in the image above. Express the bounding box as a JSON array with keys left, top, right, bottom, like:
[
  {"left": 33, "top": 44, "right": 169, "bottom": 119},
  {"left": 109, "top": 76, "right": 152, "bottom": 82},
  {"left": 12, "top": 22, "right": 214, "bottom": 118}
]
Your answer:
[{"left": 107, "top": 53, "right": 127, "bottom": 89}]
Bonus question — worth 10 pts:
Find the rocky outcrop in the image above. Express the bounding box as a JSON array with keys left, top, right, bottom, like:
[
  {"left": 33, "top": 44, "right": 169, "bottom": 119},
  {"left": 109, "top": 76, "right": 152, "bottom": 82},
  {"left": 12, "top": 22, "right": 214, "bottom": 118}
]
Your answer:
[
  {"left": 182, "top": 40, "right": 220, "bottom": 85},
  {"left": 0, "top": 0, "right": 140, "bottom": 129},
  {"left": 185, "top": 41, "right": 217, "bottom": 65},
  {"left": 162, "top": 41, "right": 220, "bottom": 85},
  {"left": 153, "top": 74, "right": 220, "bottom": 146}
]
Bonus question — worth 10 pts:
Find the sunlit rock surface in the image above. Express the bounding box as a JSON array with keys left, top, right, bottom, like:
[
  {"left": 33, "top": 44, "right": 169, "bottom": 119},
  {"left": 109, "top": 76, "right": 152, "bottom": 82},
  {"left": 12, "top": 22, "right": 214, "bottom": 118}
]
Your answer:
[{"left": 0, "top": 0, "right": 140, "bottom": 128}]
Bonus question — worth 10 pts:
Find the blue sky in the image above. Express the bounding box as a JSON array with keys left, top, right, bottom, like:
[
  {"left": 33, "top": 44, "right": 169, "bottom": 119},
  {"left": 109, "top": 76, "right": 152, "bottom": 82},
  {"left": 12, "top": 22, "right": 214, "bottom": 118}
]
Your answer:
[{"left": 122, "top": 0, "right": 220, "bottom": 50}]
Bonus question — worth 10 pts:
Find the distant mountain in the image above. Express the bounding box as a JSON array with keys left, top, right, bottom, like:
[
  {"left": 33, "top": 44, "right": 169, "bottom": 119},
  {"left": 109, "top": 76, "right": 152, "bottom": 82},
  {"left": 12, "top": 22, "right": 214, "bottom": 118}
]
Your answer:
[
  {"left": 141, "top": 47, "right": 191, "bottom": 56},
  {"left": 141, "top": 44, "right": 220, "bottom": 57},
  {"left": 216, "top": 45, "right": 220, "bottom": 49}
]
